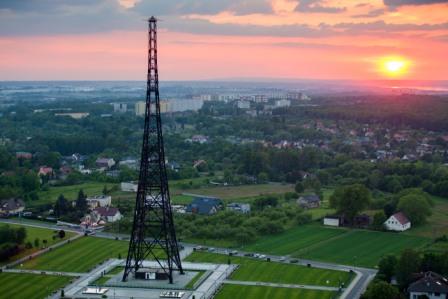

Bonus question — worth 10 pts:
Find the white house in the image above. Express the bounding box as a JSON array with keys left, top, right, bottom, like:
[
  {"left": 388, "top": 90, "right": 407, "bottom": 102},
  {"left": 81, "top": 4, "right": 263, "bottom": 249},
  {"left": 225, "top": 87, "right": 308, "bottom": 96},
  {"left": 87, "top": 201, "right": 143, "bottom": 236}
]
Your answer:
[
  {"left": 121, "top": 181, "right": 138, "bottom": 192},
  {"left": 323, "top": 216, "right": 341, "bottom": 227},
  {"left": 93, "top": 207, "right": 122, "bottom": 223},
  {"left": 384, "top": 212, "right": 411, "bottom": 232},
  {"left": 408, "top": 272, "right": 448, "bottom": 299},
  {"left": 86, "top": 195, "right": 112, "bottom": 209}
]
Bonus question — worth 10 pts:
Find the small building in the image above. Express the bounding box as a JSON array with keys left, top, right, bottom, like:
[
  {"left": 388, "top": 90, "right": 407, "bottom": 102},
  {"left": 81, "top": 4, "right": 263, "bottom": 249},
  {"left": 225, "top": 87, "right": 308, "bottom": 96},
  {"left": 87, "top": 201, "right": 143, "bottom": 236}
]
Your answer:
[
  {"left": 384, "top": 212, "right": 411, "bottom": 232},
  {"left": 135, "top": 268, "right": 169, "bottom": 281},
  {"left": 95, "top": 158, "right": 116, "bottom": 169},
  {"left": 16, "top": 151, "right": 32, "bottom": 159},
  {"left": 408, "top": 271, "right": 448, "bottom": 299},
  {"left": 93, "top": 207, "right": 122, "bottom": 223},
  {"left": 227, "top": 203, "right": 251, "bottom": 214},
  {"left": 0, "top": 198, "right": 25, "bottom": 216},
  {"left": 121, "top": 181, "right": 138, "bottom": 192},
  {"left": 189, "top": 135, "right": 209, "bottom": 144},
  {"left": 323, "top": 216, "right": 343, "bottom": 227},
  {"left": 86, "top": 195, "right": 112, "bottom": 209},
  {"left": 186, "top": 197, "right": 223, "bottom": 215},
  {"left": 297, "top": 194, "right": 321, "bottom": 209}
]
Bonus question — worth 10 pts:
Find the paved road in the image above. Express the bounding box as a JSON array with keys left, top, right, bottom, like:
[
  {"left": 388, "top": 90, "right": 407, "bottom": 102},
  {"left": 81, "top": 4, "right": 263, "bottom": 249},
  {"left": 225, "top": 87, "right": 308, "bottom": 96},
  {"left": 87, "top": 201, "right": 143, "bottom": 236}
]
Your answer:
[
  {"left": 224, "top": 280, "right": 341, "bottom": 291},
  {"left": 3, "top": 268, "right": 84, "bottom": 277},
  {"left": 1, "top": 218, "right": 377, "bottom": 298}
]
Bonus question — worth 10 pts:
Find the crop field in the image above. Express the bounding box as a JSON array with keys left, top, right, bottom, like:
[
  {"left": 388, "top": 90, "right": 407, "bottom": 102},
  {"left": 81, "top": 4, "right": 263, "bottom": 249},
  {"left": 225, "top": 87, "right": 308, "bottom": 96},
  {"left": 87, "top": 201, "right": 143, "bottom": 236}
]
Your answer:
[
  {"left": 215, "top": 285, "right": 336, "bottom": 299},
  {"left": 297, "top": 230, "right": 429, "bottom": 267},
  {"left": 35, "top": 182, "right": 111, "bottom": 206},
  {"left": 0, "top": 272, "right": 72, "bottom": 299},
  {"left": 19, "top": 236, "right": 129, "bottom": 272},
  {"left": 174, "top": 183, "right": 294, "bottom": 200},
  {"left": 244, "top": 225, "right": 347, "bottom": 256},
  {"left": 185, "top": 252, "right": 352, "bottom": 287},
  {"left": 0, "top": 223, "right": 75, "bottom": 265}
]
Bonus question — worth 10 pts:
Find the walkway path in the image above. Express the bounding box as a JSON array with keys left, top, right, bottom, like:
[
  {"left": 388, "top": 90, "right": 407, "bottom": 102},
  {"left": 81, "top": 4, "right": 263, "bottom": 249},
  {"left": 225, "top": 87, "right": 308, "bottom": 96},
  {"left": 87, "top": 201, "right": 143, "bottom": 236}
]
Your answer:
[{"left": 224, "top": 280, "right": 341, "bottom": 292}]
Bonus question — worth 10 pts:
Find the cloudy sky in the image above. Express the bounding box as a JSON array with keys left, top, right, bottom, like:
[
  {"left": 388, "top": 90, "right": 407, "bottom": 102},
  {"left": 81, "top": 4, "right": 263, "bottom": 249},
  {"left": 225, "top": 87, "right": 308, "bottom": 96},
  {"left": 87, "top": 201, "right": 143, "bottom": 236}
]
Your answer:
[{"left": 0, "top": 0, "right": 447, "bottom": 80}]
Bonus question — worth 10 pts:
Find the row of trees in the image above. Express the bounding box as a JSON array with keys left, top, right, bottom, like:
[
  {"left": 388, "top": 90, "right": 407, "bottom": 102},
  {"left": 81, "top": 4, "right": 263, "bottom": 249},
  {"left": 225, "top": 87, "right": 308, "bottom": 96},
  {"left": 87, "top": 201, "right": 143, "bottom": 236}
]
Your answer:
[{"left": 0, "top": 225, "right": 26, "bottom": 261}]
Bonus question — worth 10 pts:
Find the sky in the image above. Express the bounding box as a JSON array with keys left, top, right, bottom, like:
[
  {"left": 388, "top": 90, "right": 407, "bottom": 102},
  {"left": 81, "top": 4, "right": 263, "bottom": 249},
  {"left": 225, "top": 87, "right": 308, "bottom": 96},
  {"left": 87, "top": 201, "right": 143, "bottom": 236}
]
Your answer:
[{"left": 0, "top": 0, "right": 447, "bottom": 81}]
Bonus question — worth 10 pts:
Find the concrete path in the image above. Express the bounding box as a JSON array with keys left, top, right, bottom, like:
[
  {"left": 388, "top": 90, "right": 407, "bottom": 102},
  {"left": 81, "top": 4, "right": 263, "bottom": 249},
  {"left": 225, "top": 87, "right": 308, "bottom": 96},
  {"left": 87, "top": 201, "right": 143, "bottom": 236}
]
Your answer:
[
  {"left": 3, "top": 268, "right": 84, "bottom": 277},
  {"left": 224, "top": 279, "right": 341, "bottom": 291}
]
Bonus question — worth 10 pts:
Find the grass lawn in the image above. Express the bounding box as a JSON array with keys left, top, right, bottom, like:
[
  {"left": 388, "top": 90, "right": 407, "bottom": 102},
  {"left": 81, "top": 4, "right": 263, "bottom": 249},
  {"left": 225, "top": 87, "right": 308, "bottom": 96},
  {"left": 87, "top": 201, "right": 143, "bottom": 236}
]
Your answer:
[
  {"left": 243, "top": 225, "right": 347, "bottom": 256},
  {"left": 298, "top": 230, "right": 429, "bottom": 268},
  {"left": 19, "top": 236, "right": 129, "bottom": 272},
  {"left": 404, "top": 196, "right": 448, "bottom": 239},
  {"left": 186, "top": 252, "right": 352, "bottom": 287},
  {"left": 185, "top": 270, "right": 206, "bottom": 289},
  {"left": 174, "top": 183, "right": 294, "bottom": 201},
  {"left": 0, "top": 223, "right": 75, "bottom": 265},
  {"left": 0, "top": 272, "right": 72, "bottom": 299},
  {"left": 35, "top": 182, "right": 114, "bottom": 207},
  {"left": 215, "top": 284, "right": 337, "bottom": 299},
  {"left": 171, "top": 194, "right": 194, "bottom": 205}
]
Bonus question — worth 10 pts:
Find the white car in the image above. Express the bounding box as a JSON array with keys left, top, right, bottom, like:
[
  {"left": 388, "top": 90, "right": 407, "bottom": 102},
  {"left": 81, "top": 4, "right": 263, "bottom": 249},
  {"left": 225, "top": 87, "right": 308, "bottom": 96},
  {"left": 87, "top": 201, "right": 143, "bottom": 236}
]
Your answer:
[{"left": 259, "top": 254, "right": 266, "bottom": 259}]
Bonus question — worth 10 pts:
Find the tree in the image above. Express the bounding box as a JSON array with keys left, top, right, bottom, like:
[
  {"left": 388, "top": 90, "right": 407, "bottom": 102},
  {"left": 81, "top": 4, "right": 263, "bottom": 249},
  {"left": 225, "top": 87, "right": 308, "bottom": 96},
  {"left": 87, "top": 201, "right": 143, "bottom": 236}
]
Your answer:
[
  {"left": 42, "top": 239, "right": 48, "bottom": 248},
  {"left": 396, "top": 248, "right": 421, "bottom": 288},
  {"left": 362, "top": 280, "right": 400, "bottom": 299},
  {"left": 378, "top": 255, "right": 398, "bottom": 282},
  {"left": 54, "top": 194, "right": 69, "bottom": 218},
  {"left": 76, "top": 189, "right": 88, "bottom": 213},
  {"left": 58, "top": 230, "right": 66, "bottom": 239},
  {"left": 295, "top": 182, "right": 305, "bottom": 193},
  {"left": 397, "top": 194, "right": 432, "bottom": 225},
  {"left": 34, "top": 238, "right": 40, "bottom": 248},
  {"left": 15, "top": 227, "right": 26, "bottom": 244},
  {"left": 329, "top": 184, "right": 371, "bottom": 224},
  {"left": 372, "top": 211, "right": 387, "bottom": 230}
]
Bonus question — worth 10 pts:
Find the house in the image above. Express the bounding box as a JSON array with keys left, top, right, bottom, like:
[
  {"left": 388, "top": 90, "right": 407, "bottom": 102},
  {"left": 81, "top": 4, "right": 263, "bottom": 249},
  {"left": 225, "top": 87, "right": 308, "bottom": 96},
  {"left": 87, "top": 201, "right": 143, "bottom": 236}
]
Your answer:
[
  {"left": 408, "top": 271, "right": 448, "bottom": 299},
  {"left": 59, "top": 165, "right": 73, "bottom": 180},
  {"left": 297, "top": 194, "right": 321, "bottom": 209},
  {"left": 227, "top": 203, "right": 251, "bottom": 214},
  {"left": 38, "top": 166, "right": 54, "bottom": 177},
  {"left": 188, "top": 135, "right": 209, "bottom": 144},
  {"left": 16, "top": 151, "right": 32, "bottom": 159},
  {"left": 186, "top": 197, "right": 223, "bottom": 215},
  {"left": 121, "top": 181, "right": 138, "bottom": 192},
  {"left": 93, "top": 207, "right": 122, "bottom": 222},
  {"left": 86, "top": 195, "right": 112, "bottom": 209},
  {"left": 384, "top": 212, "right": 411, "bottom": 232},
  {"left": 95, "top": 158, "right": 115, "bottom": 169},
  {"left": 323, "top": 216, "right": 343, "bottom": 227},
  {"left": 0, "top": 198, "right": 25, "bottom": 216}
]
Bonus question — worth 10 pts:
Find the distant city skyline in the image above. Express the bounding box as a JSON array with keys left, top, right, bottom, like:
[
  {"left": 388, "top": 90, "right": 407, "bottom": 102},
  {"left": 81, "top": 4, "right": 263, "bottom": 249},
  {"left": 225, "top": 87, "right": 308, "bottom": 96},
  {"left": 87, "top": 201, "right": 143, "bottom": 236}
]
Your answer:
[{"left": 0, "top": 0, "right": 447, "bottom": 81}]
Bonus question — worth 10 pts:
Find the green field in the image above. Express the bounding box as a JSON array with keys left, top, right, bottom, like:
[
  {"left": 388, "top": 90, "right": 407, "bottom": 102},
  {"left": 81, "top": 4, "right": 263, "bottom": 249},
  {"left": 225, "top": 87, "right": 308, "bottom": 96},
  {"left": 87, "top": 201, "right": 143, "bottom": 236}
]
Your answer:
[
  {"left": 244, "top": 225, "right": 347, "bottom": 256},
  {"left": 19, "top": 236, "right": 129, "bottom": 272},
  {"left": 298, "top": 230, "right": 429, "bottom": 267},
  {"left": 35, "top": 182, "right": 112, "bottom": 206},
  {"left": 241, "top": 224, "right": 429, "bottom": 268},
  {"left": 0, "top": 272, "right": 72, "bottom": 299},
  {"left": 175, "top": 183, "right": 294, "bottom": 201},
  {"left": 0, "top": 223, "right": 76, "bottom": 265},
  {"left": 215, "top": 284, "right": 336, "bottom": 299},
  {"left": 404, "top": 196, "right": 448, "bottom": 238},
  {"left": 186, "top": 252, "right": 352, "bottom": 287}
]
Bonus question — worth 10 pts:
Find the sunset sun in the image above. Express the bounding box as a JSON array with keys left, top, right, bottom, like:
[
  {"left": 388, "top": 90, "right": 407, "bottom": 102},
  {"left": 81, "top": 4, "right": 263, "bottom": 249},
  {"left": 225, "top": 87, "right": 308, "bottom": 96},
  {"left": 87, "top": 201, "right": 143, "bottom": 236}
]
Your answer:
[{"left": 379, "top": 57, "right": 410, "bottom": 77}]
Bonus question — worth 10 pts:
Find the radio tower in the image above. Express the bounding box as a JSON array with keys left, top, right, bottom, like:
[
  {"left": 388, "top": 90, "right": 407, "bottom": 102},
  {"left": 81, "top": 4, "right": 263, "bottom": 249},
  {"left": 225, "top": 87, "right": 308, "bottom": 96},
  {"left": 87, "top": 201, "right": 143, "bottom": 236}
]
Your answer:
[{"left": 122, "top": 16, "right": 183, "bottom": 283}]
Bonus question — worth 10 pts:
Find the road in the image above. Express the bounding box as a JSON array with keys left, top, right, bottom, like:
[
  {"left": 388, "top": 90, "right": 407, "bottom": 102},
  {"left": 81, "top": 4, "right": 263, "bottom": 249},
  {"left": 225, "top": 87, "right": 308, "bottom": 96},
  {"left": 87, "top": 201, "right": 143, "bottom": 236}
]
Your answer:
[{"left": 0, "top": 218, "right": 376, "bottom": 298}]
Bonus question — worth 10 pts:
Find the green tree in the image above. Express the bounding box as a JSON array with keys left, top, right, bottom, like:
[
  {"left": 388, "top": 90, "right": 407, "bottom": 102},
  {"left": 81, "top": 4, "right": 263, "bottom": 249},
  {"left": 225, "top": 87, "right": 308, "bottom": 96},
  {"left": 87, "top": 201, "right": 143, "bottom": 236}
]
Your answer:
[
  {"left": 396, "top": 248, "right": 421, "bottom": 288},
  {"left": 372, "top": 211, "right": 387, "bottom": 230},
  {"left": 54, "top": 194, "right": 69, "bottom": 217},
  {"left": 295, "top": 182, "right": 305, "bottom": 193},
  {"left": 397, "top": 194, "right": 432, "bottom": 225},
  {"left": 329, "top": 184, "right": 371, "bottom": 223},
  {"left": 378, "top": 255, "right": 398, "bottom": 282},
  {"left": 76, "top": 189, "right": 88, "bottom": 214},
  {"left": 362, "top": 280, "right": 400, "bottom": 299}
]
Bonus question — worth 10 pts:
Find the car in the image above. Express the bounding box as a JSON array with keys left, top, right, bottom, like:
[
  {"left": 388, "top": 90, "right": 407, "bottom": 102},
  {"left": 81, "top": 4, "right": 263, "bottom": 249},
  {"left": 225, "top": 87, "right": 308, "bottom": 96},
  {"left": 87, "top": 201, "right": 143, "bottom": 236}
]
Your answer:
[
  {"left": 279, "top": 257, "right": 286, "bottom": 262},
  {"left": 259, "top": 254, "right": 266, "bottom": 259},
  {"left": 231, "top": 250, "right": 238, "bottom": 255},
  {"left": 193, "top": 246, "right": 202, "bottom": 251},
  {"left": 290, "top": 259, "right": 299, "bottom": 263},
  {"left": 244, "top": 253, "right": 254, "bottom": 257},
  {"left": 208, "top": 247, "right": 215, "bottom": 252},
  {"left": 254, "top": 253, "right": 260, "bottom": 258}
]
